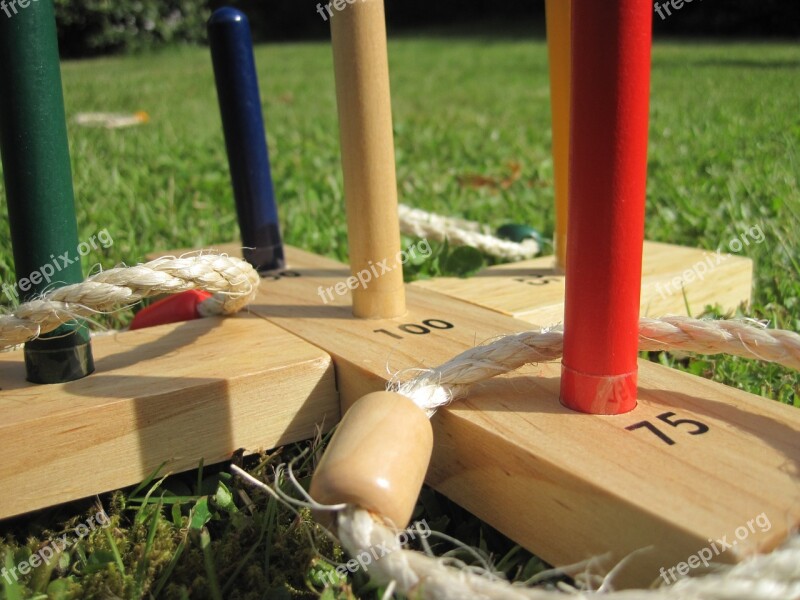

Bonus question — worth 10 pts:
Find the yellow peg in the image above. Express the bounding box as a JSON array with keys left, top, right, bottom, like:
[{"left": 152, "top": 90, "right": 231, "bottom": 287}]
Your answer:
[{"left": 546, "top": 0, "right": 572, "bottom": 272}]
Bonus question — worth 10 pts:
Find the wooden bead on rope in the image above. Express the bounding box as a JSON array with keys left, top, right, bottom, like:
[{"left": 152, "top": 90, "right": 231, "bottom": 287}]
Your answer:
[{"left": 310, "top": 392, "right": 433, "bottom": 530}]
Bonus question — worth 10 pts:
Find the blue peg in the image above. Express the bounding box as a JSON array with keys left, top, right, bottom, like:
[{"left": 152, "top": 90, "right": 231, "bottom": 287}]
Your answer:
[{"left": 208, "top": 7, "right": 285, "bottom": 273}]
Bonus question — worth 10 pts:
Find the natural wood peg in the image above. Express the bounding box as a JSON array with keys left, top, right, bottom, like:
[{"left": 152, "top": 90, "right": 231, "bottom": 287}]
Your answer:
[
  {"left": 310, "top": 391, "right": 433, "bottom": 529},
  {"left": 330, "top": 0, "right": 407, "bottom": 319}
]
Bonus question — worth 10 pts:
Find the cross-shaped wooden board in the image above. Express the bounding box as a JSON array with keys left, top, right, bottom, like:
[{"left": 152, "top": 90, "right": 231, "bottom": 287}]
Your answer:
[{"left": 226, "top": 243, "right": 796, "bottom": 588}]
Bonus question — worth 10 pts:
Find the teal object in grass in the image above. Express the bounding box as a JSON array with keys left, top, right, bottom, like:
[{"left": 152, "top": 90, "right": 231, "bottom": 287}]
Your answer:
[{"left": 496, "top": 224, "right": 543, "bottom": 246}]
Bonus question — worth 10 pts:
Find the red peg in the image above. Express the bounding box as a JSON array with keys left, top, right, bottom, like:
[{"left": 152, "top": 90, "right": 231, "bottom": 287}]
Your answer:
[
  {"left": 560, "top": 0, "right": 652, "bottom": 415},
  {"left": 130, "top": 290, "right": 213, "bottom": 330}
]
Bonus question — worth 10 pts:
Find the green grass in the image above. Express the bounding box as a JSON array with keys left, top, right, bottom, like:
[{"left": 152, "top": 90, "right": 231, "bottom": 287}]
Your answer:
[{"left": 0, "top": 36, "right": 798, "bottom": 598}]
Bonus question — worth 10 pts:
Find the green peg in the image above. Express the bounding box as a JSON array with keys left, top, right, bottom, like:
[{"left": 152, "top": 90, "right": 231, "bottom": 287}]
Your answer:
[{"left": 0, "top": 0, "right": 94, "bottom": 383}]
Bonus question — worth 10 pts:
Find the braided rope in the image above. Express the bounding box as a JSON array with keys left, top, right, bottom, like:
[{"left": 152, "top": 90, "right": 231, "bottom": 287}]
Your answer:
[
  {"left": 637, "top": 316, "right": 800, "bottom": 368},
  {"left": 337, "top": 507, "right": 800, "bottom": 600},
  {"left": 394, "top": 316, "right": 800, "bottom": 415},
  {"left": 0, "top": 253, "right": 259, "bottom": 349},
  {"left": 398, "top": 204, "right": 541, "bottom": 260}
]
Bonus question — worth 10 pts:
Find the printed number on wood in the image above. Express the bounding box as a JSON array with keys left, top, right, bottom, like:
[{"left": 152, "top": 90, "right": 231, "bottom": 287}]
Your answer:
[
  {"left": 267, "top": 270, "right": 302, "bottom": 281},
  {"left": 512, "top": 274, "right": 562, "bottom": 286},
  {"left": 625, "top": 412, "right": 710, "bottom": 446},
  {"left": 374, "top": 319, "right": 455, "bottom": 340}
]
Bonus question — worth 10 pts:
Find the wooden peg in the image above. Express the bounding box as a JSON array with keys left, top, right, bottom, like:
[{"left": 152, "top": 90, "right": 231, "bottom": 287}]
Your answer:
[
  {"left": 330, "top": 0, "right": 407, "bottom": 319},
  {"left": 545, "top": 0, "right": 572, "bottom": 272},
  {"left": 0, "top": 0, "right": 94, "bottom": 383},
  {"left": 208, "top": 7, "right": 286, "bottom": 273},
  {"left": 310, "top": 391, "right": 432, "bottom": 529},
  {"left": 561, "top": 0, "right": 652, "bottom": 414}
]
